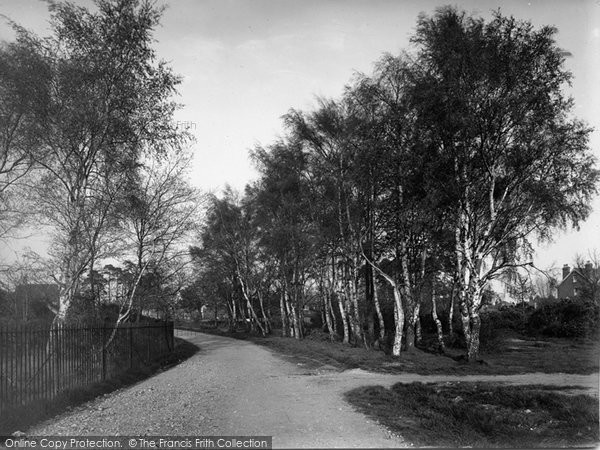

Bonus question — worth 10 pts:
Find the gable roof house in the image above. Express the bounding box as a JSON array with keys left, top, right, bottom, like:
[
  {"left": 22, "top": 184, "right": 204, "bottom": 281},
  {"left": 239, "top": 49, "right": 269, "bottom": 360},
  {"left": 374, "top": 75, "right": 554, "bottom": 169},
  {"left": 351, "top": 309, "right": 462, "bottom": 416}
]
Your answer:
[{"left": 557, "top": 263, "right": 600, "bottom": 300}]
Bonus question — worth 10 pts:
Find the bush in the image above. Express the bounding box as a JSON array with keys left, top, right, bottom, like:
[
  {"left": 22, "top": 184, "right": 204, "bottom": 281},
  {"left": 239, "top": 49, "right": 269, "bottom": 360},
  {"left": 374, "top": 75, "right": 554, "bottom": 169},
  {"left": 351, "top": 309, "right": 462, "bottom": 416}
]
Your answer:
[
  {"left": 527, "top": 299, "right": 599, "bottom": 338},
  {"left": 483, "top": 304, "right": 531, "bottom": 331},
  {"left": 478, "top": 304, "right": 532, "bottom": 350}
]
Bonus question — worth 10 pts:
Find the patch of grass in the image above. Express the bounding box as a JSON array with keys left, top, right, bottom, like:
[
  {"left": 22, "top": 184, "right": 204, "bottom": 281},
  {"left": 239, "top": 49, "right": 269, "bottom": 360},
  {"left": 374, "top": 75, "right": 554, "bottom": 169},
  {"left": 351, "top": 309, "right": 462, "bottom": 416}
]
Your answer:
[
  {"left": 267, "top": 332, "right": 599, "bottom": 376},
  {"left": 258, "top": 332, "right": 599, "bottom": 375},
  {"left": 345, "top": 382, "right": 599, "bottom": 448},
  {"left": 0, "top": 338, "right": 198, "bottom": 435},
  {"left": 178, "top": 322, "right": 599, "bottom": 375}
]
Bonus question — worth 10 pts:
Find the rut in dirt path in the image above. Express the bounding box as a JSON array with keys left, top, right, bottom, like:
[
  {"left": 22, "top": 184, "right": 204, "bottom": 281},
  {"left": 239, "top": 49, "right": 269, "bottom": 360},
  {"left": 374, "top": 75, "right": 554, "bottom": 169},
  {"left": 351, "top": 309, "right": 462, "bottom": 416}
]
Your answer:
[{"left": 29, "top": 331, "right": 405, "bottom": 449}]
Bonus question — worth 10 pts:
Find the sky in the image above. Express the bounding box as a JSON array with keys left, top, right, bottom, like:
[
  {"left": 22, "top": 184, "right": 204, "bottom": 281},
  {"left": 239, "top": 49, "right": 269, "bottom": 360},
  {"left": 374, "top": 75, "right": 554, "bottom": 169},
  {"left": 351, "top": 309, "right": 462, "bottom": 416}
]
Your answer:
[{"left": 0, "top": 0, "right": 599, "bottom": 271}]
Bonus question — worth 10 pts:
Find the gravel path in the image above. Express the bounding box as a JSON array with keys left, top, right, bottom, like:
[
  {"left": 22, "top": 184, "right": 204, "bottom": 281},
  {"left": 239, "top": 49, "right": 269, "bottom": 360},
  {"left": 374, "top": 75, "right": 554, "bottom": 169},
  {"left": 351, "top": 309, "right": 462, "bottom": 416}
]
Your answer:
[
  {"left": 29, "top": 331, "right": 405, "bottom": 448},
  {"left": 29, "top": 331, "right": 599, "bottom": 448}
]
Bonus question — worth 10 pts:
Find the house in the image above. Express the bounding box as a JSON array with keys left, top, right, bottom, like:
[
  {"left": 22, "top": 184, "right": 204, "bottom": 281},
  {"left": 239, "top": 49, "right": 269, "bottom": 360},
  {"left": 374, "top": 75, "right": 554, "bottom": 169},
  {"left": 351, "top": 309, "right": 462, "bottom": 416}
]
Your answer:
[
  {"left": 13, "top": 283, "right": 59, "bottom": 321},
  {"left": 557, "top": 262, "right": 599, "bottom": 300}
]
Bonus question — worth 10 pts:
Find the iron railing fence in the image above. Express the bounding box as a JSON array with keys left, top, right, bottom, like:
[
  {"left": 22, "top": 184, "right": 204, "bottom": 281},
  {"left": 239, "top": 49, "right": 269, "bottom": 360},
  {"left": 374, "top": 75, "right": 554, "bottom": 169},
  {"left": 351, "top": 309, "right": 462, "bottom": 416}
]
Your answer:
[{"left": 0, "top": 321, "right": 174, "bottom": 414}]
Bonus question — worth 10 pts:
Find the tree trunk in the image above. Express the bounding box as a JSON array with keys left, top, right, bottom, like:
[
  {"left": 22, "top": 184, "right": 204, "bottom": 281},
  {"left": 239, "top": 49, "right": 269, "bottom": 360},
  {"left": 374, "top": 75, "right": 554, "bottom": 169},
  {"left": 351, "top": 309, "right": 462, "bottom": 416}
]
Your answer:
[
  {"left": 258, "top": 291, "right": 271, "bottom": 335},
  {"left": 400, "top": 240, "right": 417, "bottom": 351},
  {"left": 349, "top": 257, "right": 366, "bottom": 347},
  {"left": 464, "top": 283, "right": 483, "bottom": 361},
  {"left": 344, "top": 275, "right": 361, "bottom": 346},
  {"left": 431, "top": 287, "right": 445, "bottom": 353},
  {"left": 467, "top": 308, "right": 481, "bottom": 361},
  {"left": 345, "top": 291, "right": 359, "bottom": 345},
  {"left": 213, "top": 297, "right": 219, "bottom": 327},
  {"left": 226, "top": 299, "right": 234, "bottom": 332},
  {"left": 247, "top": 298, "right": 265, "bottom": 336},
  {"left": 290, "top": 301, "right": 302, "bottom": 339},
  {"left": 328, "top": 291, "right": 338, "bottom": 336},
  {"left": 415, "top": 303, "right": 422, "bottom": 346},
  {"left": 279, "top": 286, "right": 288, "bottom": 337},
  {"left": 238, "top": 275, "right": 266, "bottom": 336},
  {"left": 405, "top": 323, "right": 415, "bottom": 352},
  {"left": 373, "top": 279, "right": 385, "bottom": 343},
  {"left": 323, "top": 291, "right": 335, "bottom": 341},
  {"left": 231, "top": 294, "right": 238, "bottom": 331},
  {"left": 361, "top": 256, "right": 402, "bottom": 356},
  {"left": 392, "top": 286, "right": 404, "bottom": 356},
  {"left": 448, "top": 280, "right": 455, "bottom": 337},
  {"left": 337, "top": 290, "right": 350, "bottom": 344},
  {"left": 327, "top": 256, "right": 339, "bottom": 337},
  {"left": 283, "top": 287, "right": 294, "bottom": 337},
  {"left": 366, "top": 310, "right": 375, "bottom": 348}
]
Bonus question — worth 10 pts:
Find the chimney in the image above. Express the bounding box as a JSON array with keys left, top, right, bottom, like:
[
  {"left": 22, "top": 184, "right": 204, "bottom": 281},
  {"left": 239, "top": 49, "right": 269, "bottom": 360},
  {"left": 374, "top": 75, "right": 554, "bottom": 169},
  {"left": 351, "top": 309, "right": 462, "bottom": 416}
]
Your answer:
[{"left": 563, "top": 264, "right": 571, "bottom": 280}]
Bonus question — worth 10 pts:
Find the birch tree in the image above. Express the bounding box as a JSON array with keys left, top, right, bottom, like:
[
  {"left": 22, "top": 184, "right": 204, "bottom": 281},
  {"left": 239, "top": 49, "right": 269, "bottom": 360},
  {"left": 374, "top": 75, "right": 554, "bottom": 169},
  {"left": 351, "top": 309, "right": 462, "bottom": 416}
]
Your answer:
[
  {"left": 409, "top": 7, "right": 598, "bottom": 361},
  {"left": 8, "top": 0, "right": 184, "bottom": 324},
  {"left": 0, "top": 41, "right": 48, "bottom": 240},
  {"left": 118, "top": 150, "right": 200, "bottom": 323},
  {"left": 198, "top": 190, "right": 271, "bottom": 336},
  {"left": 250, "top": 142, "right": 316, "bottom": 339},
  {"left": 285, "top": 100, "right": 369, "bottom": 346}
]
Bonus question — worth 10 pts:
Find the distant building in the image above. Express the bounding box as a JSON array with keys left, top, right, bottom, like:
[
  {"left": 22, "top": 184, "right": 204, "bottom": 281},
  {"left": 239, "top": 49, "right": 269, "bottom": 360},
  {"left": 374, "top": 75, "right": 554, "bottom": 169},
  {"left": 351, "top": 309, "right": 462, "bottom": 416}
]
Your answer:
[
  {"left": 481, "top": 258, "right": 521, "bottom": 305},
  {"left": 487, "top": 276, "right": 520, "bottom": 305},
  {"left": 557, "top": 262, "right": 599, "bottom": 300},
  {"left": 13, "top": 283, "right": 59, "bottom": 321}
]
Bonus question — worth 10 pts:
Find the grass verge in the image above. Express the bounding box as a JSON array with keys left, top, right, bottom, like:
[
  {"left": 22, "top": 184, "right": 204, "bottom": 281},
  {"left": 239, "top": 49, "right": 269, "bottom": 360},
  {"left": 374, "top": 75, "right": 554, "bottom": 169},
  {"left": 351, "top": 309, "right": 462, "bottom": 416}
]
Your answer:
[
  {"left": 181, "top": 323, "right": 599, "bottom": 375},
  {"left": 0, "top": 338, "right": 198, "bottom": 435},
  {"left": 345, "top": 382, "right": 599, "bottom": 448}
]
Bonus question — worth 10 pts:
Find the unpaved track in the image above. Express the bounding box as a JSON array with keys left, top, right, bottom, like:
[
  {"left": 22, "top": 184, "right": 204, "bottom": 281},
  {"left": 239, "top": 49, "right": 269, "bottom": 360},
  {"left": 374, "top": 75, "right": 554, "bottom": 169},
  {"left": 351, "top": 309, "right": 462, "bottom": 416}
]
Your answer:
[
  {"left": 29, "top": 331, "right": 599, "bottom": 448},
  {"left": 29, "top": 331, "right": 404, "bottom": 448}
]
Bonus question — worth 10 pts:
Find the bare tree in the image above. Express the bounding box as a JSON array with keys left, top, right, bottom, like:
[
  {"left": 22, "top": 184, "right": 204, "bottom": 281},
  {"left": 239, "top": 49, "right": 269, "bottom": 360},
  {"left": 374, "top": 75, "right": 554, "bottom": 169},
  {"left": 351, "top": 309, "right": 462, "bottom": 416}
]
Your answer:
[{"left": 117, "top": 150, "right": 201, "bottom": 324}]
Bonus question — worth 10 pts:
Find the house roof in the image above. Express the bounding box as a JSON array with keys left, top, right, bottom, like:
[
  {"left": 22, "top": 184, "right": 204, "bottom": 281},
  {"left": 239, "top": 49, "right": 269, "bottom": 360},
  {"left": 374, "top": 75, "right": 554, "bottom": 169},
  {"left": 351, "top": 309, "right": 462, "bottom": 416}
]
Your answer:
[{"left": 558, "top": 267, "right": 600, "bottom": 289}]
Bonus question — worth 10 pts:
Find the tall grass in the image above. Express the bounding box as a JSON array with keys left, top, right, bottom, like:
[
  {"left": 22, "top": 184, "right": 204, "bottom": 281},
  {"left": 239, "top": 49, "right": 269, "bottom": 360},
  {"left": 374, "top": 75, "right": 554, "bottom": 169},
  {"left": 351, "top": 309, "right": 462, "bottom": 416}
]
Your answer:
[{"left": 345, "top": 382, "right": 599, "bottom": 447}]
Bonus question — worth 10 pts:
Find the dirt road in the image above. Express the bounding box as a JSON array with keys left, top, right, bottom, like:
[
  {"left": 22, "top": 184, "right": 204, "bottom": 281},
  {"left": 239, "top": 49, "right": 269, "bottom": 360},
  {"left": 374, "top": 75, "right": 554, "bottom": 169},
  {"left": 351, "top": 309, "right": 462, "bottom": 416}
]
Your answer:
[
  {"left": 29, "top": 331, "right": 599, "bottom": 448},
  {"left": 29, "top": 331, "right": 405, "bottom": 448}
]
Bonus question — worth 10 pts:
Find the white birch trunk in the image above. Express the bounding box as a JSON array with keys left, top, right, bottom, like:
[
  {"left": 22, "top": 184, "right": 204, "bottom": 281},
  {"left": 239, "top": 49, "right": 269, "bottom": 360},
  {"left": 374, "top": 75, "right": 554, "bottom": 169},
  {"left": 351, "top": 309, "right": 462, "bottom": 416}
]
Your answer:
[
  {"left": 431, "top": 287, "right": 445, "bottom": 353},
  {"left": 373, "top": 279, "right": 385, "bottom": 342}
]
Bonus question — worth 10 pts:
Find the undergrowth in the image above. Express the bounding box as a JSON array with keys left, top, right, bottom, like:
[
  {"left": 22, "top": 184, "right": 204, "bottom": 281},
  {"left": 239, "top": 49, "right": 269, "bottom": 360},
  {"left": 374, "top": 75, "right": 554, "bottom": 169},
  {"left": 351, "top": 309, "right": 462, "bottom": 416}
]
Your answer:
[{"left": 345, "top": 382, "right": 599, "bottom": 448}]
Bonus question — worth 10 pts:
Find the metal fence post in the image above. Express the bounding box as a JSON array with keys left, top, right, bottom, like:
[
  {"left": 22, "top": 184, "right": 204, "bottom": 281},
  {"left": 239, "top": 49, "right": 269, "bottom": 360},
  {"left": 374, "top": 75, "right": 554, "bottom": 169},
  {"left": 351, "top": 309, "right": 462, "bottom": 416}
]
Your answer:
[
  {"left": 169, "top": 321, "right": 174, "bottom": 351},
  {"left": 101, "top": 326, "right": 107, "bottom": 381},
  {"left": 146, "top": 326, "right": 150, "bottom": 363},
  {"left": 129, "top": 324, "right": 133, "bottom": 369},
  {"left": 54, "top": 325, "right": 61, "bottom": 395}
]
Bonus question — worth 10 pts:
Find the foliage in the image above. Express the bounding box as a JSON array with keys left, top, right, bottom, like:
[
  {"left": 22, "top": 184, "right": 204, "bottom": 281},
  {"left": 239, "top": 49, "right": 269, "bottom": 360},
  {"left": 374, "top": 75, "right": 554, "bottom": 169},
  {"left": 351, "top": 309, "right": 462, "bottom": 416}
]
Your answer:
[
  {"left": 0, "top": 41, "right": 47, "bottom": 238},
  {"left": 345, "top": 382, "right": 599, "bottom": 448},
  {"left": 407, "top": 6, "right": 598, "bottom": 360},
  {"left": 3, "top": 0, "right": 188, "bottom": 323},
  {"left": 474, "top": 299, "right": 600, "bottom": 349},
  {"left": 188, "top": 7, "right": 597, "bottom": 359},
  {"left": 527, "top": 298, "right": 600, "bottom": 338}
]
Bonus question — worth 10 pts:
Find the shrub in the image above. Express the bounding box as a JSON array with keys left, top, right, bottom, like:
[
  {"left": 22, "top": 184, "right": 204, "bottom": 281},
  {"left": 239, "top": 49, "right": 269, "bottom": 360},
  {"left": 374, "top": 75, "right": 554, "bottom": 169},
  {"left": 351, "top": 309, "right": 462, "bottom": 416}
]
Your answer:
[
  {"left": 478, "top": 304, "right": 532, "bottom": 350},
  {"left": 527, "top": 299, "right": 599, "bottom": 338}
]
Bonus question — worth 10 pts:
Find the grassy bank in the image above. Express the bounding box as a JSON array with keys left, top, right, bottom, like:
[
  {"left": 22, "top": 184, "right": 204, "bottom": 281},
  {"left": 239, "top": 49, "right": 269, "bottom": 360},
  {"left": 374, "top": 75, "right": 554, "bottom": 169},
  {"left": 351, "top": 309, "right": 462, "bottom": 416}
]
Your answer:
[
  {"left": 0, "top": 338, "right": 198, "bottom": 435},
  {"left": 345, "top": 382, "right": 599, "bottom": 448},
  {"left": 181, "top": 323, "right": 599, "bottom": 375}
]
